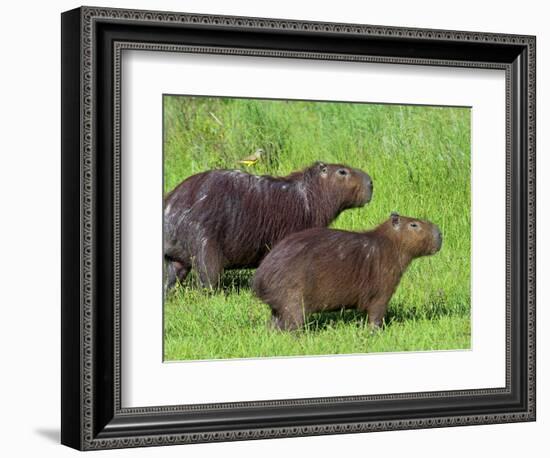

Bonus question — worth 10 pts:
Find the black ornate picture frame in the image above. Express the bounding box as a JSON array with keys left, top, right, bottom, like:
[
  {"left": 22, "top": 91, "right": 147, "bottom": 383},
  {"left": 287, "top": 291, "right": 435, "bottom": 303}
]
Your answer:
[{"left": 61, "top": 6, "right": 536, "bottom": 451}]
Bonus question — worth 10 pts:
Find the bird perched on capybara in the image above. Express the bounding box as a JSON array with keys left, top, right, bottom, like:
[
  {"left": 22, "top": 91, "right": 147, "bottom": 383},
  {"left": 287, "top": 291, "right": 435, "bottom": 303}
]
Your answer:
[
  {"left": 253, "top": 212, "right": 442, "bottom": 331},
  {"left": 237, "top": 148, "right": 264, "bottom": 167},
  {"left": 164, "top": 161, "right": 373, "bottom": 291}
]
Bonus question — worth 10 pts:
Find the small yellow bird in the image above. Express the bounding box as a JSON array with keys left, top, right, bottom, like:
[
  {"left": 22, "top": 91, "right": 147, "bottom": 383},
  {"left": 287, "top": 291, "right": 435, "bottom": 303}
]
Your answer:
[{"left": 237, "top": 148, "right": 264, "bottom": 167}]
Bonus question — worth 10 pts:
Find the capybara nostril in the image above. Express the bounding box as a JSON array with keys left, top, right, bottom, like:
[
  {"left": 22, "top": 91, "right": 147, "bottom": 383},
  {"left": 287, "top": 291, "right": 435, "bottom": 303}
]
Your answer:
[
  {"left": 363, "top": 174, "right": 373, "bottom": 203},
  {"left": 432, "top": 225, "right": 443, "bottom": 252}
]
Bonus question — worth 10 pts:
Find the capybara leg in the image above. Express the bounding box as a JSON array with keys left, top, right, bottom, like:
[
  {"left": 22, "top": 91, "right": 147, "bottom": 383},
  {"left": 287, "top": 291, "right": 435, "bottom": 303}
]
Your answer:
[
  {"left": 271, "top": 305, "right": 305, "bottom": 331},
  {"left": 164, "top": 259, "right": 190, "bottom": 295},
  {"left": 164, "top": 259, "right": 177, "bottom": 295},
  {"left": 367, "top": 302, "right": 388, "bottom": 331},
  {"left": 174, "top": 261, "right": 190, "bottom": 283},
  {"left": 196, "top": 240, "right": 225, "bottom": 289}
]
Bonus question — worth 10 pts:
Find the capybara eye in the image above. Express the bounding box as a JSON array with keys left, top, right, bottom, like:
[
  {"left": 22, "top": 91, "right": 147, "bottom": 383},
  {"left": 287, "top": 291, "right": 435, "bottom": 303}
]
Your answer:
[
  {"left": 409, "top": 222, "right": 419, "bottom": 228},
  {"left": 338, "top": 169, "right": 348, "bottom": 176}
]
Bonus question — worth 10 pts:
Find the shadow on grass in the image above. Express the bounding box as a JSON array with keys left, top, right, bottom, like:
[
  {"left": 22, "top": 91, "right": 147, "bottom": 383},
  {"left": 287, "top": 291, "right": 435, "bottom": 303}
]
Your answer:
[
  {"left": 385, "top": 293, "right": 470, "bottom": 324},
  {"left": 170, "top": 269, "right": 254, "bottom": 296},
  {"left": 170, "top": 271, "right": 469, "bottom": 330},
  {"left": 305, "top": 297, "right": 469, "bottom": 332},
  {"left": 219, "top": 269, "right": 254, "bottom": 293},
  {"left": 306, "top": 310, "right": 368, "bottom": 331}
]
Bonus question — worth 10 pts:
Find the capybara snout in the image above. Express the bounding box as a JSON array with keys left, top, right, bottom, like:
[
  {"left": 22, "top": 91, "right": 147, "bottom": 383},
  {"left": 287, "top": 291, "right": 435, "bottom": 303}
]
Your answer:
[
  {"left": 355, "top": 171, "right": 373, "bottom": 206},
  {"left": 363, "top": 174, "right": 374, "bottom": 203},
  {"left": 253, "top": 212, "right": 442, "bottom": 331},
  {"left": 432, "top": 225, "right": 443, "bottom": 252}
]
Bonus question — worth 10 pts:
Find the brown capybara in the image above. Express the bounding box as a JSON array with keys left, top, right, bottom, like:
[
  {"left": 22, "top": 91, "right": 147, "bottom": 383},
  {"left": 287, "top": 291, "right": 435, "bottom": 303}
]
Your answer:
[
  {"left": 164, "top": 162, "right": 373, "bottom": 291},
  {"left": 252, "top": 212, "right": 442, "bottom": 331}
]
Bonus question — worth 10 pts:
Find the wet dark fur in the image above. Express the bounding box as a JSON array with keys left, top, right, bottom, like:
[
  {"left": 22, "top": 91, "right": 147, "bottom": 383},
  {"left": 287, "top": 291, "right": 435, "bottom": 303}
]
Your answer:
[
  {"left": 164, "top": 162, "right": 373, "bottom": 290},
  {"left": 252, "top": 213, "right": 442, "bottom": 331}
]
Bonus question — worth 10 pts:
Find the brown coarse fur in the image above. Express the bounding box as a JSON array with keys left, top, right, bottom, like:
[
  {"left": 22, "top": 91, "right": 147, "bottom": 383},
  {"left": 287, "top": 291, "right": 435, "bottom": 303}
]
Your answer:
[
  {"left": 252, "top": 213, "right": 443, "bottom": 331},
  {"left": 164, "top": 162, "right": 373, "bottom": 291}
]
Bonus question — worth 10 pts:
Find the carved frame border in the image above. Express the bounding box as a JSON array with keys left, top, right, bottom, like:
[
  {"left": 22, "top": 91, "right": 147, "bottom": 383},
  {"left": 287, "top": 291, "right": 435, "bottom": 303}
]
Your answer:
[{"left": 62, "top": 5, "right": 536, "bottom": 450}]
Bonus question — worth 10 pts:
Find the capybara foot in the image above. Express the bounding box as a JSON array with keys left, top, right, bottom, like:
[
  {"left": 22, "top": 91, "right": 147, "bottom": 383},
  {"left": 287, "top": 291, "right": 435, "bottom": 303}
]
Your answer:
[
  {"left": 368, "top": 322, "right": 384, "bottom": 336},
  {"left": 270, "top": 312, "right": 304, "bottom": 332}
]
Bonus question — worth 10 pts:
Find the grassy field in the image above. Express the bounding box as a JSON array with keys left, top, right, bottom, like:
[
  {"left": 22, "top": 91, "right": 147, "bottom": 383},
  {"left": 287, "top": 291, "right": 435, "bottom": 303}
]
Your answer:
[{"left": 163, "top": 95, "right": 471, "bottom": 361}]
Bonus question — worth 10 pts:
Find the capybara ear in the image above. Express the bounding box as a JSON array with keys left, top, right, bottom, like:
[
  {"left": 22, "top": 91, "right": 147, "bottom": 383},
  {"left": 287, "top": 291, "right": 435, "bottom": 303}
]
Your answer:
[
  {"left": 391, "top": 211, "right": 400, "bottom": 228},
  {"left": 316, "top": 161, "right": 328, "bottom": 175}
]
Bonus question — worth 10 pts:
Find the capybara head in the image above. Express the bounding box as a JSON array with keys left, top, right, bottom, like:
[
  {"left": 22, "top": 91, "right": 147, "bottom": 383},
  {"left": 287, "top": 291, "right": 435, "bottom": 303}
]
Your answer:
[
  {"left": 385, "top": 212, "right": 443, "bottom": 258},
  {"left": 304, "top": 161, "right": 373, "bottom": 209}
]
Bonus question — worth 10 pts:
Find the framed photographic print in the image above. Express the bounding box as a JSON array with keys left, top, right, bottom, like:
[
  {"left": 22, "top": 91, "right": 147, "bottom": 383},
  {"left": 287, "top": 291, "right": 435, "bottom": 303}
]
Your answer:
[{"left": 61, "top": 6, "right": 536, "bottom": 450}]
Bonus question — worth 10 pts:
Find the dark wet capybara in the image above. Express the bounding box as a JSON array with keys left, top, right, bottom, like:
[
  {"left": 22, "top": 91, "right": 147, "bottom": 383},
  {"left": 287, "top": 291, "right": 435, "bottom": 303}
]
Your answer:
[
  {"left": 252, "top": 212, "right": 442, "bottom": 331},
  {"left": 164, "top": 162, "right": 373, "bottom": 291}
]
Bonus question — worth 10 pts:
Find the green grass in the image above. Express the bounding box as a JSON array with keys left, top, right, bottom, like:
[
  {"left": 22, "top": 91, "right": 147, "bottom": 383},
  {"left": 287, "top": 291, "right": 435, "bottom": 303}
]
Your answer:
[{"left": 163, "top": 95, "right": 471, "bottom": 361}]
